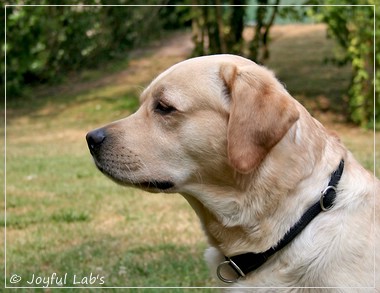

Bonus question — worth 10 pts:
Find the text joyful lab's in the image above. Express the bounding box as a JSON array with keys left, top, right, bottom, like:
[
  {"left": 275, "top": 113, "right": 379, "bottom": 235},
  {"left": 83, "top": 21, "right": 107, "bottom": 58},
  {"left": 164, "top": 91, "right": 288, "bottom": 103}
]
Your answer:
[{"left": 25, "top": 272, "right": 105, "bottom": 287}]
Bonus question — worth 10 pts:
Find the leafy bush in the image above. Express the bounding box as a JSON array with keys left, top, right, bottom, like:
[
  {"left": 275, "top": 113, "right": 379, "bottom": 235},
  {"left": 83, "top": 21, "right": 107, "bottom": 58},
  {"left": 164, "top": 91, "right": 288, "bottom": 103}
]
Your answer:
[
  {"left": 308, "top": 1, "right": 379, "bottom": 128},
  {"left": 3, "top": 1, "right": 178, "bottom": 96}
]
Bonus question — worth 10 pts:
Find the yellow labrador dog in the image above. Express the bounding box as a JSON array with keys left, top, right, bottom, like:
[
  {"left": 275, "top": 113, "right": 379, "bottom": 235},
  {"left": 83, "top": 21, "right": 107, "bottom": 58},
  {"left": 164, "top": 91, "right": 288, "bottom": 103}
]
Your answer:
[{"left": 86, "top": 55, "right": 379, "bottom": 290}]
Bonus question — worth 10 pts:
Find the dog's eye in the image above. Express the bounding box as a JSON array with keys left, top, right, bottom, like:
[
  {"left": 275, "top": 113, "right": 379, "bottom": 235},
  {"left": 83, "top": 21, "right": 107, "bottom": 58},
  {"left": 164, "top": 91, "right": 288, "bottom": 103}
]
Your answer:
[{"left": 154, "top": 101, "right": 176, "bottom": 115}]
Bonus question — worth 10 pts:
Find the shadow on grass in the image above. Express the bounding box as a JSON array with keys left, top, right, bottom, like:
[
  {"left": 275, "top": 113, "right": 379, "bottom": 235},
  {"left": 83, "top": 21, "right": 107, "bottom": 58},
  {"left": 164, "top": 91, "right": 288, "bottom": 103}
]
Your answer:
[{"left": 266, "top": 24, "right": 352, "bottom": 120}]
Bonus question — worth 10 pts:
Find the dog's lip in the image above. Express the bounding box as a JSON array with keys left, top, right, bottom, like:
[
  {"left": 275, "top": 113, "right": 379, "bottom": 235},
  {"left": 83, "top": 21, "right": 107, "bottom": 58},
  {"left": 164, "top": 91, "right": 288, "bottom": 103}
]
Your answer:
[
  {"left": 92, "top": 160, "right": 174, "bottom": 191},
  {"left": 137, "top": 181, "right": 175, "bottom": 191}
]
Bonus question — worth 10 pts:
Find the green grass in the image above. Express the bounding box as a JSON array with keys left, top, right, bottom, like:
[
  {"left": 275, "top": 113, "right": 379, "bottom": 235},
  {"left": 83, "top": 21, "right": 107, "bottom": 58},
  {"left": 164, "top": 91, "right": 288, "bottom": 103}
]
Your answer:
[
  {"left": 4, "top": 125, "right": 213, "bottom": 289},
  {"left": 3, "top": 24, "right": 378, "bottom": 291}
]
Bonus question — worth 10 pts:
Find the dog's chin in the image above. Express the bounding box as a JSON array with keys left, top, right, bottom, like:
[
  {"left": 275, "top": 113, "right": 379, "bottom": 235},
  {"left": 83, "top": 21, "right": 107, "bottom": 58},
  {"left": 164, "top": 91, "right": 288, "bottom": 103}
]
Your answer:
[{"left": 95, "top": 162, "right": 175, "bottom": 192}]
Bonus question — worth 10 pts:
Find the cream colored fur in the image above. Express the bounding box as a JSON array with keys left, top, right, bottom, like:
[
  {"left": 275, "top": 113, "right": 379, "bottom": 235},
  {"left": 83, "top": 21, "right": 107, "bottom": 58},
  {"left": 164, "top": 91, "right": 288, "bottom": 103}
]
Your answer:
[{"left": 87, "top": 55, "right": 379, "bottom": 291}]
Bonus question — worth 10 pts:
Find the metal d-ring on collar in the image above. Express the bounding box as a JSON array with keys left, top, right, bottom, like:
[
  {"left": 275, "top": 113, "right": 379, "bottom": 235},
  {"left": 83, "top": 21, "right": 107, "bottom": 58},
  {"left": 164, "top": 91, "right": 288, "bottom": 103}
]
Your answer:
[
  {"left": 217, "top": 259, "right": 246, "bottom": 283},
  {"left": 320, "top": 186, "right": 337, "bottom": 211},
  {"left": 216, "top": 159, "right": 345, "bottom": 283}
]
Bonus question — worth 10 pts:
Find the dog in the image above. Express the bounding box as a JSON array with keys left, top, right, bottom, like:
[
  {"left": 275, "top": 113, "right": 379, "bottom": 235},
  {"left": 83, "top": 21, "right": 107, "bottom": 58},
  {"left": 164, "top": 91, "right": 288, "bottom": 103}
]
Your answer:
[{"left": 86, "top": 54, "right": 379, "bottom": 291}]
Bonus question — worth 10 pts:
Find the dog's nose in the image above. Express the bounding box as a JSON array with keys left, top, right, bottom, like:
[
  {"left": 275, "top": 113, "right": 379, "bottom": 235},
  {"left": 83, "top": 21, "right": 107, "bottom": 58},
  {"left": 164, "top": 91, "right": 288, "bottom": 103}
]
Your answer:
[{"left": 86, "top": 128, "right": 106, "bottom": 155}]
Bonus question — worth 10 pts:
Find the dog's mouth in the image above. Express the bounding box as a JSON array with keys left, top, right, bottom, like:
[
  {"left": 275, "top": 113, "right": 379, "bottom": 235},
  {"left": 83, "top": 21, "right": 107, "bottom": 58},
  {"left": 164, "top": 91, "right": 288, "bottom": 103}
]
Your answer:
[
  {"left": 138, "top": 181, "right": 175, "bottom": 191},
  {"left": 92, "top": 158, "right": 175, "bottom": 191}
]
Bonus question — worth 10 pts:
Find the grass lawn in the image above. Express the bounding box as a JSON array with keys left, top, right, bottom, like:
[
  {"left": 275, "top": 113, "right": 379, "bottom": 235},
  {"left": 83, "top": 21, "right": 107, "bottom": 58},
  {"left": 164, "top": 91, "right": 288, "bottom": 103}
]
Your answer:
[{"left": 3, "top": 24, "right": 378, "bottom": 291}]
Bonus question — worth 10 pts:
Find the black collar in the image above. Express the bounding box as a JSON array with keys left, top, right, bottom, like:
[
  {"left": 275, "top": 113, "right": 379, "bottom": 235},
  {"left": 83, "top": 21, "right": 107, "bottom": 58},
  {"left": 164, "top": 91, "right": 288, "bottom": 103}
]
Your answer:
[{"left": 217, "top": 160, "right": 345, "bottom": 283}]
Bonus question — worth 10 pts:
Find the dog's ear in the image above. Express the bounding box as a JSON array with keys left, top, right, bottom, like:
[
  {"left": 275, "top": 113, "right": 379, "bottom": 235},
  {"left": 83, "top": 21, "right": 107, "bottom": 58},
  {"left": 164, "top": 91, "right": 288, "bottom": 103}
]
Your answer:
[{"left": 220, "top": 63, "right": 299, "bottom": 174}]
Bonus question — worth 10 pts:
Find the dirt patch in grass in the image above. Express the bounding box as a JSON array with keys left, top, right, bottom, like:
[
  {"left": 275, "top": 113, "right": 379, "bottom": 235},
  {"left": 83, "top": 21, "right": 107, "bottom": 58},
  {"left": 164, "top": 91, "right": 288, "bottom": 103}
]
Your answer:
[{"left": 267, "top": 24, "right": 351, "bottom": 115}]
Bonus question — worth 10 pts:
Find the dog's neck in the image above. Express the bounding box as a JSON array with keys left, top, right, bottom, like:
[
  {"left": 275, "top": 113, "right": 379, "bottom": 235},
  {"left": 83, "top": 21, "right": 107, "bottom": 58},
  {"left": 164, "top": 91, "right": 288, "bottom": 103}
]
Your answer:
[{"left": 182, "top": 108, "right": 347, "bottom": 257}]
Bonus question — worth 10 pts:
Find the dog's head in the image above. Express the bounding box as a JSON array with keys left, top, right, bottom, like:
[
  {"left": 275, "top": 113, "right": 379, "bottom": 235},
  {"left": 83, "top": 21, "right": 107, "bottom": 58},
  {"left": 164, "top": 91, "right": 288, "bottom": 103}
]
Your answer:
[{"left": 86, "top": 55, "right": 299, "bottom": 194}]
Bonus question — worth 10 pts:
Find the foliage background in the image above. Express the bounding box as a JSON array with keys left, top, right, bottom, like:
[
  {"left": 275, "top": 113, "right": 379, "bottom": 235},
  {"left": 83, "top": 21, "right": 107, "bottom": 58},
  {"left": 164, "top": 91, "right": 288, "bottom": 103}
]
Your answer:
[
  {"left": 3, "top": 1, "right": 181, "bottom": 94},
  {"left": 308, "top": 0, "right": 379, "bottom": 128}
]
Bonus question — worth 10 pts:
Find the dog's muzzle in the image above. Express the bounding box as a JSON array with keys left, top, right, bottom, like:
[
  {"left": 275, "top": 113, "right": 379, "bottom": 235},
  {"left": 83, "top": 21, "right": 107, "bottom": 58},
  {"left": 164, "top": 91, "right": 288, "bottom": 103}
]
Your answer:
[{"left": 86, "top": 128, "right": 175, "bottom": 191}]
